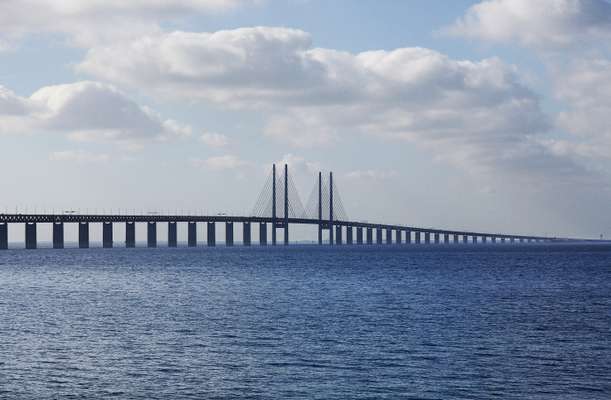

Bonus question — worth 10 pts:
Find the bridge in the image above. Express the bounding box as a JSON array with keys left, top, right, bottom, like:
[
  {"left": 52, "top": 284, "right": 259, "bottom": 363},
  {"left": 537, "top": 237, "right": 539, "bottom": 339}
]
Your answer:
[{"left": 0, "top": 164, "right": 586, "bottom": 250}]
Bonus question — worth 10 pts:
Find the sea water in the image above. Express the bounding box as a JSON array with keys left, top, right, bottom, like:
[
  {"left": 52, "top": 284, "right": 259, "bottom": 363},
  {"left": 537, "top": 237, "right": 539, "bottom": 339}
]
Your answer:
[{"left": 1, "top": 245, "right": 610, "bottom": 399}]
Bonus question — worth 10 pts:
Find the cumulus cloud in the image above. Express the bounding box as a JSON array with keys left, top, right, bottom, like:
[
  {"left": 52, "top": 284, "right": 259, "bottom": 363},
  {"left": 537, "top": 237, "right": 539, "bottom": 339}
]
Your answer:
[
  {"left": 76, "top": 26, "right": 571, "bottom": 178},
  {"left": 0, "top": 0, "right": 257, "bottom": 48},
  {"left": 445, "top": 0, "right": 611, "bottom": 48},
  {"left": 345, "top": 169, "right": 399, "bottom": 181},
  {"left": 191, "top": 155, "right": 247, "bottom": 170},
  {"left": 0, "top": 81, "right": 191, "bottom": 145},
  {"left": 49, "top": 150, "right": 110, "bottom": 163},
  {"left": 200, "top": 132, "right": 229, "bottom": 147},
  {"left": 447, "top": 0, "right": 611, "bottom": 170}
]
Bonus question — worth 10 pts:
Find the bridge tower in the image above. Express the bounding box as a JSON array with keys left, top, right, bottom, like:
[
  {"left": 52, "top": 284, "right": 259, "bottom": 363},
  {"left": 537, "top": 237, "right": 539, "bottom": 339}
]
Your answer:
[
  {"left": 272, "top": 163, "right": 277, "bottom": 245},
  {"left": 329, "top": 171, "right": 334, "bottom": 245}
]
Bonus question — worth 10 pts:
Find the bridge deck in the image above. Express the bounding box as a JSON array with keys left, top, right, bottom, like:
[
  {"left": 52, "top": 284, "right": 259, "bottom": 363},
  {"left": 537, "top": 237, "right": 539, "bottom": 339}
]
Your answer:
[{"left": 0, "top": 213, "right": 578, "bottom": 242}]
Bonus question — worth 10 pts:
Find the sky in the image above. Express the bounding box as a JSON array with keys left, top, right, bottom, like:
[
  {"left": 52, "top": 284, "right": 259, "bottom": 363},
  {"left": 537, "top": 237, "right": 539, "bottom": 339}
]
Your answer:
[{"left": 2, "top": 0, "right": 611, "bottom": 241}]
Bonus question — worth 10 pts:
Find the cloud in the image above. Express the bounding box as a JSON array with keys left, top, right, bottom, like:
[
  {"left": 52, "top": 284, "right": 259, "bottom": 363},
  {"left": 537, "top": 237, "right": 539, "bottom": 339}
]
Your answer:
[
  {"left": 49, "top": 150, "right": 110, "bottom": 163},
  {"left": 447, "top": 1, "right": 611, "bottom": 170},
  {"left": 77, "top": 26, "right": 572, "bottom": 178},
  {"left": 0, "top": 81, "right": 191, "bottom": 145},
  {"left": 200, "top": 132, "right": 229, "bottom": 147},
  {"left": 445, "top": 0, "right": 611, "bottom": 48},
  {"left": 191, "top": 155, "right": 247, "bottom": 170},
  {"left": 0, "top": 0, "right": 258, "bottom": 49},
  {"left": 345, "top": 169, "right": 398, "bottom": 181}
]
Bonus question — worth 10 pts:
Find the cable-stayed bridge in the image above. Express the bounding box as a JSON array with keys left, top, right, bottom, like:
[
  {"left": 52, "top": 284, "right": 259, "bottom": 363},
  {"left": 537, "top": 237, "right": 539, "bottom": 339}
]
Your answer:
[{"left": 0, "top": 164, "right": 591, "bottom": 250}]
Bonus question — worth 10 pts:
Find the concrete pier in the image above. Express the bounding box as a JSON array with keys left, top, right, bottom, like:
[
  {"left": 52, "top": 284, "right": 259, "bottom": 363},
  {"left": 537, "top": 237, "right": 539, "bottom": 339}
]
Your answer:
[
  {"left": 386, "top": 228, "right": 392, "bottom": 245},
  {"left": 406, "top": 230, "right": 411, "bottom": 244},
  {"left": 463, "top": 235, "right": 468, "bottom": 244},
  {"left": 357, "top": 227, "right": 363, "bottom": 244},
  {"left": 425, "top": 232, "right": 431, "bottom": 244},
  {"left": 346, "top": 226, "right": 353, "bottom": 245},
  {"left": 126, "top": 222, "right": 136, "bottom": 248},
  {"left": 207, "top": 222, "right": 216, "bottom": 247},
  {"left": 188, "top": 222, "right": 197, "bottom": 247},
  {"left": 434, "top": 233, "right": 440, "bottom": 244},
  {"left": 168, "top": 222, "right": 177, "bottom": 248},
  {"left": 259, "top": 223, "right": 267, "bottom": 246},
  {"left": 226, "top": 222, "right": 234, "bottom": 246},
  {"left": 147, "top": 222, "right": 157, "bottom": 248},
  {"left": 472, "top": 235, "right": 477, "bottom": 244},
  {"left": 53, "top": 222, "right": 64, "bottom": 249},
  {"left": 79, "top": 222, "right": 89, "bottom": 249},
  {"left": 444, "top": 234, "right": 450, "bottom": 244},
  {"left": 367, "top": 228, "right": 373, "bottom": 245},
  {"left": 0, "top": 223, "right": 7, "bottom": 250},
  {"left": 395, "top": 230, "right": 402, "bottom": 245},
  {"left": 482, "top": 236, "right": 487, "bottom": 244},
  {"left": 453, "top": 234, "right": 459, "bottom": 244},
  {"left": 416, "top": 232, "right": 421, "bottom": 244},
  {"left": 25, "top": 223, "right": 36, "bottom": 249},
  {"left": 335, "top": 225, "right": 342, "bottom": 245},
  {"left": 376, "top": 228, "right": 383, "bottom": 244},
  {"left": 243, "top": 222, "right": 251, "bottom": 246},
  {"left": 103, "top": 222, "right": 113, "bottom": 248}
]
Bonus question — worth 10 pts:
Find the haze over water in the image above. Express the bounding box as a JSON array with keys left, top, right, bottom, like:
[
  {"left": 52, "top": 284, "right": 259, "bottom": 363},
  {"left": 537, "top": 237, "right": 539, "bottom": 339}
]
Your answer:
[{"left": 1, "top": 245, "right": 609, "bottom": 399}]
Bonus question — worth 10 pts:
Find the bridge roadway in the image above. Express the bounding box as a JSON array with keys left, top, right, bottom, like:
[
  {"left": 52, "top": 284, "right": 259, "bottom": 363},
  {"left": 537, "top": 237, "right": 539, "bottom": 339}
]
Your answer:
[{"left": 0, "top": 213, "right": 578, "bottom": 250}]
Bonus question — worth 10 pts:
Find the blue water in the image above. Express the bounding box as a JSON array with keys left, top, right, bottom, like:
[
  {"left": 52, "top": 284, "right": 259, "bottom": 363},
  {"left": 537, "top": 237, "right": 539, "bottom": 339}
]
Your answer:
[{"left": 1, "top": 245, "right": 610, "bottom": 399}]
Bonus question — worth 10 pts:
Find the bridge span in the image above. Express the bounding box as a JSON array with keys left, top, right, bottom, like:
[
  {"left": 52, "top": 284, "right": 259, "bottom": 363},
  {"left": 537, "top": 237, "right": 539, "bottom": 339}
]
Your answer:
[{"left": 0, "top": 164, "right": 585, "bottom": 250}]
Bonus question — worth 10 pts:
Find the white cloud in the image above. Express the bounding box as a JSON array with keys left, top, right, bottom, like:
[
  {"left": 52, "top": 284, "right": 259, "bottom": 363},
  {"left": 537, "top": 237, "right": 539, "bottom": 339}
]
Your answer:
[
  {"left": 192, "top": 155, "right": 247, "bottom": 170},
  {"left": 345, "top": 169, "right": 398, "bottom": 181},
  {"left": 200, "top": 132, "right": 229, "bottom": 147},
  {"left": 0, "top": 81, "right": 191, "bottom": 145},
  {"left": 77, "top": 26, "right": 568, "bottom": 177},
  {"left": 445, "top": 0, "right": 611, "bottom": 48},
  {"left": 447, "top": 0, "right": 611, "bottom": 170},
  {"left": 49, "top": 150, "right": 110, "bottom": 163},
  {"left": 0, "top": 0, "right": 257, "bottom": 49}
]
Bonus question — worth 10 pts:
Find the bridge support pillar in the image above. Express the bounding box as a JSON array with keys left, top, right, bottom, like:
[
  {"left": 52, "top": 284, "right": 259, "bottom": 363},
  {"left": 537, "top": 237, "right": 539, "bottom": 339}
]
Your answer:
[
  {"left": 501, "top": 237, "right": 506, "bottom": 244},
  {"left": 453, "top": 234, "right": 459, "bottom": 244},
  {"left": 79, "top": 222, "right": 89, "bottom": 249},
  {"left": 357, "top": 227, "right": 363, "bottom": 244},
  {"left": 386, "top": 228, "right": 392, "bottom": 245},
  {"left": 444, "top": 234, "right": 450, "bottom": 244},
  {"left": 491, "top": 236, "right": 496, "bottom": 244},
  {"left": 207, "top": 222, "right": 216, "bottom": 247},
  {"left": 511, "top": 237, "right": 515, "bottom": 244},
  {"left": 482, "top": 236, "right": 487, "bottom": 244},
  {"left": 406, "top": 230, "right": 411, "bottom": 244},
  {"left": 395, "top": 230, "right": 402, "bottom": 245},
  {"left": 425, "top": 232, "right": 431, "bottom": 244},
  {"left": 0, "top": 223, "right": 7, "bottom": 250},
  {"left": 346, "top": 226, "right": 353, "bottom": 245},
  {"left": 168, "top": 222, "right": 177, "bottom": 248},
  {"left": 53, "top": 222, "right": 64, "bottom": 249},
  {"left": 103, "top": 222, "right": 113, "bottom": 248},
  {"left": 126, "top": 222, "right": 136, "bottom": 248},
  {"left": 226, "top": 222, "right": 234, "bottom": 246},
  {"left": 147, "top": 222, "right": 157, "bottom": 248},
  {"left": 259, "top": 223, "right": 267, "bottom": 246},
  {"left": 25, "top": 223, "right": 37, "bottom": 249},
  {"left": 415, "top": 232, "right": 421, "bottom": 244},
  {"left": 188, "top": 222, "right": 197, "bottom": 247},
  {"left": 366, "top": 228, "right": 373, "bottom": 245},
  {"left": 376, "top": 228, "right": 383, "bottom": 244},
  {"left": 434, "top": 233, "right": 440, "bottom": 244},
  {"left": 472, "top": 235, "right": 478, "bottom": 244},
  {"left": 243, "top": 222, "right": 251, "bottom": 246},
  {"left": 462, "top": 235, "right": 468, "bottom": 244},
  {"left": 335, "top": 225, "right": 342, "bottom": 245}
]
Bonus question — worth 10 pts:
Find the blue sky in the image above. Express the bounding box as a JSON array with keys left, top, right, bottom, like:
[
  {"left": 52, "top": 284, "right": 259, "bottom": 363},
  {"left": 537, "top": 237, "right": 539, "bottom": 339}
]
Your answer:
[{"left": 2, "top": 0, "right": 611, "bottom": 241}]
